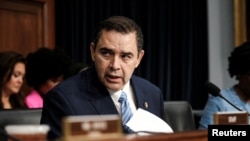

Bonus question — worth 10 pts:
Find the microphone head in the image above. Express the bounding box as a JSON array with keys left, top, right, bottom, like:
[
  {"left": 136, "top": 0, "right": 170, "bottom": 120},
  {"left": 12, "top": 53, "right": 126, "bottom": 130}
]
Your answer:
[{"left": 205, "top": 81, "right": 221, "bottom": 96}]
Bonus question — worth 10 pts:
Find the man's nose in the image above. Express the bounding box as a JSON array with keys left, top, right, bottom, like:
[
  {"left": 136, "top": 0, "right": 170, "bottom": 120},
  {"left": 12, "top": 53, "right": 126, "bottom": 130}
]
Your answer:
[{"left": 110, "top": 56, "right": 121, "bottom": 70}]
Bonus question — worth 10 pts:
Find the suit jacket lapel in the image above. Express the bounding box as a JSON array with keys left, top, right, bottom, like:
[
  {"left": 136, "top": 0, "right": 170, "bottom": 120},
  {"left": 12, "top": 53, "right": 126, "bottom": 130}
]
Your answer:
[
  {"left": 131, "top": 76, "right": 150, "bottom": 111},
  {"left": 84, "top": 66, "right": 118, "bottom": 115},
  {"left": 91, "top": 96, "right": 119, "bottom": 115}
]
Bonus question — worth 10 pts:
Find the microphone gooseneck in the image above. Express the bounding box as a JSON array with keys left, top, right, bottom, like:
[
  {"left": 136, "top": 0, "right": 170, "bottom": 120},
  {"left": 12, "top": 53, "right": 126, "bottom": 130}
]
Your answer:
[{"left": 205, "top": 81, "right": 250, "bottom": 115}]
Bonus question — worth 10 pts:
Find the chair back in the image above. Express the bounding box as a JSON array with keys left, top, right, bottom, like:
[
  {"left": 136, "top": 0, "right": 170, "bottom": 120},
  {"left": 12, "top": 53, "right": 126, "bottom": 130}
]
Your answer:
[
  {"left": 164, "top": 101, "right": 196, "bottom": 132},
  {"left": 0, "top": 108, "right": 42, "bottom": 127},
  {"left": 0, "top": 108, "right": 43, "bottom": 141}
]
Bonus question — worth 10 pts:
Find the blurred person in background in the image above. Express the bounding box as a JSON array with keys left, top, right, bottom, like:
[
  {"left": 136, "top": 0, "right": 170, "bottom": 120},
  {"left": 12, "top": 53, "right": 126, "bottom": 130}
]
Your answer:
[
  {"left": 0, "top": 51, "right": 27, "bottom": 109},
  {"left": 25, "top": 47, "right": 73, "bottom": 108},
  {"left": 199, "top": 41, "right": 250, "bottom": 129}
]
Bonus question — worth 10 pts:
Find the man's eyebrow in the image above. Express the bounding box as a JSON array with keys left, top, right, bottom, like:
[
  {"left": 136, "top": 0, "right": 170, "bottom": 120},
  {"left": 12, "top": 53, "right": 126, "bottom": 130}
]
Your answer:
[
  {"left": 99, "top": 47, "right": 112, "bottom": 51},
  {"left": 122, "top": 52, "right": 134, "bottom": 56}
]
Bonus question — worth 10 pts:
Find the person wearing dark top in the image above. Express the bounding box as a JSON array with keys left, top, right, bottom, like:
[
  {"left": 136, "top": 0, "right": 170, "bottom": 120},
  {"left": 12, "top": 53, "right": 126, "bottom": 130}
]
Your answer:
[{"left": 41, "top": 16, "right": 166, "bottom": 140}]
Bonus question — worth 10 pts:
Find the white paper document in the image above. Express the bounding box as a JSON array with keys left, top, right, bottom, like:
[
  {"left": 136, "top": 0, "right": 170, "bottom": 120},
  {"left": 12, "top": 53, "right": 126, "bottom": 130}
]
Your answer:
[{"left": 126, "top": 108, "right": 173, "bottom": 134}]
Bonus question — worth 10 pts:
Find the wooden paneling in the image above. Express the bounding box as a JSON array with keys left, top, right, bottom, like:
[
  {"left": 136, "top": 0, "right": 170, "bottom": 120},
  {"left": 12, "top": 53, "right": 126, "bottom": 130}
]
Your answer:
[
  {"left": 234, "top": 0, "right": 247, "bottom": 47},
  {"left": 0, "top": 0, "right": 54, "bottom": 56}
]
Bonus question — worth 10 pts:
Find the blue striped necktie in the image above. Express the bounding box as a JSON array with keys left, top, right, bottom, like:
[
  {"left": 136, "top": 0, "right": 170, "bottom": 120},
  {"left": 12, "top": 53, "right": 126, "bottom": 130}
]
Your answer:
[{"left": 119, "top": 91, "right": 134, "bottom": 132}]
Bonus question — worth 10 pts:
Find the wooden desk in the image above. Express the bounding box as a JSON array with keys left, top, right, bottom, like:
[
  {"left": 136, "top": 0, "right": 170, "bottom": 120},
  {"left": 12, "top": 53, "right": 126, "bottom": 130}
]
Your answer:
[
  {"left": 126, "top": 130, "right": 207, "bottom": 141},
  {"left": 62, "top": 130, "right": 208, "bottom": 141}
]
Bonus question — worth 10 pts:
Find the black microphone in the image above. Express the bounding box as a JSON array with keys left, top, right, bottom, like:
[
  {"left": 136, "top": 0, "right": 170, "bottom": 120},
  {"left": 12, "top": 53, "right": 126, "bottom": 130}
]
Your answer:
[{"left": 205, "top": 81, "right": 250, "bottom": 116}]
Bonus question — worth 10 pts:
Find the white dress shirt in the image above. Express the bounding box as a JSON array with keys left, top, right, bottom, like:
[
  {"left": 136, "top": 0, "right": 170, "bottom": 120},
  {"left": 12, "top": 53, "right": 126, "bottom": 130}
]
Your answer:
[{"left": 108, "top": 81, "right": 137, "bottom": 115}]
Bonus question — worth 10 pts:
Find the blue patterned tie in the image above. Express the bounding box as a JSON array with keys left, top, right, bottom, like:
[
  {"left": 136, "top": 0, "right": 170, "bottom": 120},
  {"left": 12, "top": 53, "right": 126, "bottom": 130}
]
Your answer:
[{"left": 119, "top": 91, "right": 134, "bottom": 133}]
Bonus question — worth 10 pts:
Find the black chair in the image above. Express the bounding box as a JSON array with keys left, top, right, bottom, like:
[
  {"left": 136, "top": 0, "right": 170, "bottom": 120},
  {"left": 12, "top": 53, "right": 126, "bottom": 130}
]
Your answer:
[
  {"left": 164, "top": 101, "right": 196, "bottom": 132},
  {"left": 0, "top": 108, "right": 42, "bottom": 141},
  {"left": 0, "top": 108, "right": 42, "bottom": 127},
  {"left": 192, "top": 109, "right": 203, "bottom": 129}
]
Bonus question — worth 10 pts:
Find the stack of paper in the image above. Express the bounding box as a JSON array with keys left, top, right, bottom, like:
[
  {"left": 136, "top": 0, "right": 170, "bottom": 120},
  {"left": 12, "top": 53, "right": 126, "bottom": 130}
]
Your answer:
[{"left": 126, "top": 108, "right": 173, "bottom": 135}]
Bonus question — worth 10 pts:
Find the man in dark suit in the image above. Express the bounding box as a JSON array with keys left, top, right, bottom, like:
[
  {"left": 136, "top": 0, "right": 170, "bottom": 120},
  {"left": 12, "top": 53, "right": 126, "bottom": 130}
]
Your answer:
[{"left": 41, "top": 16, "right": 166, "bottom": 140}]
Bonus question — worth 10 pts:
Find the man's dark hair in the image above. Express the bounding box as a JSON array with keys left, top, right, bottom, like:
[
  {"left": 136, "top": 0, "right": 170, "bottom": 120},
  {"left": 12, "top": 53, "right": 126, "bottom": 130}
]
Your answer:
[{"left": 92, "top": 16, "right": 144, "bottom": 53}]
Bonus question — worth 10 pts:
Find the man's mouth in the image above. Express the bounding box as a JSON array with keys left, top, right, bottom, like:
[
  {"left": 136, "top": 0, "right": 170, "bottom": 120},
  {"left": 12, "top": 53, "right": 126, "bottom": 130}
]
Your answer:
[{"left": 106, "top": 74, "right": 121, "bottom": 82}]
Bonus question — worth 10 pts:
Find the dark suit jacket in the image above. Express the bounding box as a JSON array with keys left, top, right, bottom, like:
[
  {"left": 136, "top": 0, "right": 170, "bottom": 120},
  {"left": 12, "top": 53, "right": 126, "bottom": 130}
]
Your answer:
[{"left": 41, "top": 66, "right": 164, "bottom": 140}]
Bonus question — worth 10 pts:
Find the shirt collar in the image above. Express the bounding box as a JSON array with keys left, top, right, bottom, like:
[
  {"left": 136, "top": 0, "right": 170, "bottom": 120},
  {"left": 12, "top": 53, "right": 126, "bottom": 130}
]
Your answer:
[{"left": 108, "top": 81, "right": 130, "bottom": 102}]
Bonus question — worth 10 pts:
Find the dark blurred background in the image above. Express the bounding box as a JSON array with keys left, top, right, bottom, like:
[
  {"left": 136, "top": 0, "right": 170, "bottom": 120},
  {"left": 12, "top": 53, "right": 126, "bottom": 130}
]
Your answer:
[
  {"left": 1, "top": 0, "right": 248, "bottom": 110},
  {"left": 54, "top": 0, "right": 208, "bottom": 110}
]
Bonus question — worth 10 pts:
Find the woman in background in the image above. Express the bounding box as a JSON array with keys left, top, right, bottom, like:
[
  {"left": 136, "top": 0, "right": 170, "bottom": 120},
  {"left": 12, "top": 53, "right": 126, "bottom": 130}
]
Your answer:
[
  {"left": 0, "top": 51, "right": 27, "bottom": 109},
  {"left": 199, "top": 41, "right": 250, "bottom": 129},
  {"left": 25, "top": 47, "right": 75, "bottom": 108}
]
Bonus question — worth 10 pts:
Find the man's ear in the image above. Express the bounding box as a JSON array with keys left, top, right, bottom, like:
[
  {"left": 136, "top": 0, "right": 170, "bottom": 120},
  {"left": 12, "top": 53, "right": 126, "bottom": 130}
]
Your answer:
[
  {"left": 135, "top": 50, "right": 144, "bottom": 68},
  {"left": 90, "top": 42, "right": 95, "bottom": 61}
]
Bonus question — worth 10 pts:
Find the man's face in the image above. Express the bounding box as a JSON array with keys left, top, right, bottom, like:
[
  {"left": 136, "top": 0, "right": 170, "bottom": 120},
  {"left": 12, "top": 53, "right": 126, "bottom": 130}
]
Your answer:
[{"left": 90, "top": 30, "right": 144, "bottom": 91}]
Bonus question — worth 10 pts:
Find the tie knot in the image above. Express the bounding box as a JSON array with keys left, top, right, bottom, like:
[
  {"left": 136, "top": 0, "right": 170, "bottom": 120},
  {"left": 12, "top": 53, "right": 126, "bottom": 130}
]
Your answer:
[{"left": 118, "top": 91, "right": 127, "bottom": 103}]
